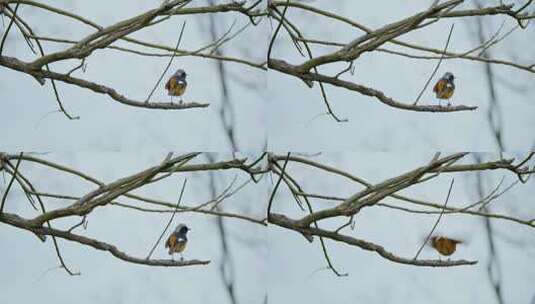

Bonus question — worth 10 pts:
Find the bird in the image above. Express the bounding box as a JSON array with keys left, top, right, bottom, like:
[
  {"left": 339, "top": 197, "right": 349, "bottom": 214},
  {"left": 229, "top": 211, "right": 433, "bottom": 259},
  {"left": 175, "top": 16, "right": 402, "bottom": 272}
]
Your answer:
[
  {"left": 165, "top": 69, "right": 188, "bottom": 104},
  {"left": 430, "top": 236, "right": 463, "bottom": 257},
  {"left": 433, "top": 72, "right": 455, "bottom": 106},
  {"left": 165, "top": 224, "right": 190, "bottom": 261}
]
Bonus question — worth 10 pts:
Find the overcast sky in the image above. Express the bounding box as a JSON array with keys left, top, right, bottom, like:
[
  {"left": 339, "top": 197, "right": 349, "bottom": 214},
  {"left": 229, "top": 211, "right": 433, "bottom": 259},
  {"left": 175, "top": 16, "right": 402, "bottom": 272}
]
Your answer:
[
  {"left": 1, "top": 151, "right": 534, "bottom": 304},
  {"left": 267, "top": 1, "right": 535, "bottom": 151},
  {"left": 1, "top": 0, "right": 268, "bottom": 151},
  {"left": 268, "top": 151, "right": 535, "bottom": 304},
  {"left": 1, "top": 0, "right": 535, "bottom": 303},
  {"left": 0, "top": 152, "right": 268, "bottom": 303}
]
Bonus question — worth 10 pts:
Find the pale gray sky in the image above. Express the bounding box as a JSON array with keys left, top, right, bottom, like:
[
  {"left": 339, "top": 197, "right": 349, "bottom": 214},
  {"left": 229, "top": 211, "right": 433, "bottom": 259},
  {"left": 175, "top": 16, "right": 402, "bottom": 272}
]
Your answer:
[
  {"left": 268, "top": 152, "right": 535, "bottom": 304},
  {"left": 1, "top": 0, "right": 535, "bottom": 303},
  {"left": 0, "top": 152, "right": 268, "bottom": 304},
  {"left": 1, "top": 0, "right": 268, "bottom": 151},
  {"left": 267, "top": 1, "right": 535, "bottom": 151},
  {"left": 1, "top": 151, "right": 533, "bottom": 303}
]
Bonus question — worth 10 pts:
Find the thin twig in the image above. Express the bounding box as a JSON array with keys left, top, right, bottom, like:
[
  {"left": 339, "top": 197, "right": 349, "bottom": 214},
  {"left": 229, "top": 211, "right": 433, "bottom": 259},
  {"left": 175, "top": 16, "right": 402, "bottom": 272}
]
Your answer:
[
  {"left": 66, "top": 58, "right": 86, "bottom": 76},
  {"left": 49, "top": 74, "right": 80, "bottom": 120},
  {"left": 49, "top": 231, "right": 81, "bottom": 275},
  {"left": 0, "top": 152, "right": 23, "bottom": 213},
  {"left": 67, "top": 216, "right": 87, "bottom": 233},
  {"left": 267, "top": 153, "right": 291, "bottom": 217},
  {"left": 0, "top": 2, "right": 20, "bottom": 55},
  {"left": 413, "top": 178, "right": 455, "bottom": 260},
  {"left": 270, "top": 161, "right": 305, "bottom": 211},
  {"left": 145, "top": 178, "right": 187, "bottom": 260},
  {"left": 267, "top": 0, "right": 289, "bottom": 61},
  {"left": 3, "top": 6, "right": 36, "bottom": 54},
  {"left": 7, "top": 162, "right": 79, "bottom": 273},
  {"left": 145, "top": 21, "right": 186, "bottom": 103},
  {"left": 270, "top": 10, "right": 347, "bottom": 122},
  {"left": 270, "top": 155, "right": 347, "bottom": 276},
  {"left": 413, "top": 23, "right": 455, "bottom": 105},
  {"left": 1, "top": 212, "right": 209, "bottom": 267},
  {"left": 334, "top": 215, "right": 354, "bottom": 233},
  {"left": 7, "top": 10, "right": 80, "bottom": 119}
]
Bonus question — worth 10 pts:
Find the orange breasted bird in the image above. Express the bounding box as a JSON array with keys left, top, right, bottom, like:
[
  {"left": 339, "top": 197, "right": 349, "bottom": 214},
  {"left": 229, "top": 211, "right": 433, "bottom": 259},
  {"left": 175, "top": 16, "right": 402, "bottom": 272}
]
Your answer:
[
  {"left": 433, "top": 72, "right": 455, "bottom": 106},
  {"left": 165, "top": 224, "right": 190, "bottom": 261},
  {"left": 165, "top": 69, "right": 188, "bottom": 104},
  {"left": 430, "top": 236, "right": 462, "bottom": 257}
]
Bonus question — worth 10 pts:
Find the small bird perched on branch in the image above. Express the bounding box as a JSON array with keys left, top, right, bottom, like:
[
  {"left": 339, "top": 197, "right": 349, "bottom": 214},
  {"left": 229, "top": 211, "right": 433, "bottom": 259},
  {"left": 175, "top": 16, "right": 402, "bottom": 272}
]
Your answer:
[
  {"left": 433, "top": 72, "right": 455, "bottom": 106},
  {"left": 165, "top": 69, "right": 188, "bottom": 104},
  {"left": 431, "top": 236, "right": 463, "bottom": 257},
  {"left": 165, "top": 224, "right": 190, "bottom": 261}
]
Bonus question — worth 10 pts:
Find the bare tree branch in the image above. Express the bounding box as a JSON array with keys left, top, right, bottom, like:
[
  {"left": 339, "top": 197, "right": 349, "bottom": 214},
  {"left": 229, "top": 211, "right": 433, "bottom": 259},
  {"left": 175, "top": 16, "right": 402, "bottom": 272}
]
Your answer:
[{"left": 0, "top": 212, "right": 210, "bottom": 267}]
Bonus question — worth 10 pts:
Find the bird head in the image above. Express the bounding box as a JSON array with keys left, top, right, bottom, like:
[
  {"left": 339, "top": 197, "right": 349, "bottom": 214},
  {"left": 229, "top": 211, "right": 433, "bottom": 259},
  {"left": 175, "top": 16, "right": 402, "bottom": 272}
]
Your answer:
[
  {"left": 443, "top": 72, "right": 455, "bottom": 82},
  {"left": 175, "top": 224, "right": 190, "bottom": 235},
  {"left": 174, "top": 69, "right": 187, "bottom": 80}
]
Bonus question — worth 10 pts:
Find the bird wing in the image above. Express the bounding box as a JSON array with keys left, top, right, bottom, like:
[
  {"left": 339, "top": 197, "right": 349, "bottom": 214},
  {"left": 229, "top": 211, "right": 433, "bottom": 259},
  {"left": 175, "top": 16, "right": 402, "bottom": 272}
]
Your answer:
[
  {"left": 165, "top": 234, "right": 177, "bottom": 249},
  {"left": 165, "top": 77, "right": 173, "bottom": 91},
  {"left": 433, "top": 79, "right": 443, "bottom": 93},
  {"left": 450, "top": 237, "right": 463, "bottom": 244}
]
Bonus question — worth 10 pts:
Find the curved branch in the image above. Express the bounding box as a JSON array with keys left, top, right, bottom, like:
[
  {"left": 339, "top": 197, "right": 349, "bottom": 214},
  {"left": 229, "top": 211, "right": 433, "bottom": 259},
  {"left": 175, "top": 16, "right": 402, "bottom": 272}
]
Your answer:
[
  {"left": 0, "top": 212, "right": 210, "bottom": 267},
  {"left": 0, "top": 0, "right": 266, "bottom": 70},
  {"left": 269, "top": 213, "right": 477, "bottom": 267},
  {"left": 269, "top": 59, "right": 478, "bottom": 113},
  {"left": 270, "top": 1, "right": 535, "bottom": 74},
  {"left": 0, "top": 56, "right": 209, "bottom": 110}
]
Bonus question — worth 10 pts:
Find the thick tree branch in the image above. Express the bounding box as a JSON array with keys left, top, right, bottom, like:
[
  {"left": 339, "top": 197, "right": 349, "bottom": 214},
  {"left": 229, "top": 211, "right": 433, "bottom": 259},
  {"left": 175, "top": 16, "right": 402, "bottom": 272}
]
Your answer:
[
  {"left": 0, "top": 56, "right": 209, "bottom": 110},
  {"left": 0, "top": 212, "right": 209, "bottom": 267},
  {"left": 269, "top": 59, "right": 477, "bottom": 112}
]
